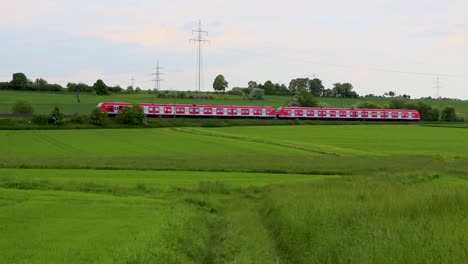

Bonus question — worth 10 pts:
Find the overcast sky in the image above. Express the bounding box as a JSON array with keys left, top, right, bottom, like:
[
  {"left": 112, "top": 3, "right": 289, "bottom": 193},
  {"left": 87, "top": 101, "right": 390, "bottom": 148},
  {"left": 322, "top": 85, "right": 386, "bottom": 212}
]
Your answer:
[{"left": 1, "top": 0, "right": 467, "bottom": 99}]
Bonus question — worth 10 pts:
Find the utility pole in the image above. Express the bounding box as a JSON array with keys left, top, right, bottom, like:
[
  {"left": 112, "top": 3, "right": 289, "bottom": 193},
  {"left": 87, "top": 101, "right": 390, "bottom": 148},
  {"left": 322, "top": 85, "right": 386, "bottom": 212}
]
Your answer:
[
  {"left": 152, "top": 61, "right": 164, "bottom": 91},
  {"left": 130, "top": 76, "right": 135, "bottom": 88},
  {"left": 190, "top": 20, "right": 210, "bottom": 104}
]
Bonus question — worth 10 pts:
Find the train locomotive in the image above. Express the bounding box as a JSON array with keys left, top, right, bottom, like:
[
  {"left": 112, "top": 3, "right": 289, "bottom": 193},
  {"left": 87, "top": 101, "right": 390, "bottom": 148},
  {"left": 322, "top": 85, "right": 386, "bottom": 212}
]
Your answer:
[{"left": 97, "top": 102, "right": 421, "bottom": 121}]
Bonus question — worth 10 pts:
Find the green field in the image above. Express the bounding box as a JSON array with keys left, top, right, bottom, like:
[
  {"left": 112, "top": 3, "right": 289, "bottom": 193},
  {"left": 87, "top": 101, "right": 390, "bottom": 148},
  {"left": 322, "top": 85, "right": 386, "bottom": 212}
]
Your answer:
[
  {"left": 1, "top": 90, "right": 467, "bottom": 118},
  {"left": 1, "top": 125, "right": 468, "bottom": 263}
]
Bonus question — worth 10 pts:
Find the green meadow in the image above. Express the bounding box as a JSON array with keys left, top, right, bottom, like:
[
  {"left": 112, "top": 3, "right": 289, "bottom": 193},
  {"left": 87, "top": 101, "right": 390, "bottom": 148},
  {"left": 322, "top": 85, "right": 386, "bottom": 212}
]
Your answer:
[{"left": 1, "top": 125, "right": 468, "bottom": 263}]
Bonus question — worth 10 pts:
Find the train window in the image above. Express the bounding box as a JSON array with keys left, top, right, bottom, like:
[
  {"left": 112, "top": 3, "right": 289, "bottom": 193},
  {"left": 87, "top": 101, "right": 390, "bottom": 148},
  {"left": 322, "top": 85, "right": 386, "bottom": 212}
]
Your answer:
[
  {"left": 295, "top": 110, "right": 303, "bottom": 115},
  {"left": 241, "top": 109, "right": 249, "bottom": 114},
  {"left": 286, "top": 110, "right": 291, "bottom": 114},
  {"left": 216, "top": 108, "right": 224, "bottom": 114},
  {"left": 204, "top": 108, "right": 212, "bottom": 114}
]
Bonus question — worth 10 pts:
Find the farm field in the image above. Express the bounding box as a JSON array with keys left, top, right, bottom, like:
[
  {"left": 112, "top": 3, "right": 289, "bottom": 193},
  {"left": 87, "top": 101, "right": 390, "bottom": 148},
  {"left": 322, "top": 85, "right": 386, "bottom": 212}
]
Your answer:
[
  {"left": 1, "top": 125, "right": 468, "bottom": 263},
  {"left": 1, "top": 90, "right": 467, "bottom": 118}
]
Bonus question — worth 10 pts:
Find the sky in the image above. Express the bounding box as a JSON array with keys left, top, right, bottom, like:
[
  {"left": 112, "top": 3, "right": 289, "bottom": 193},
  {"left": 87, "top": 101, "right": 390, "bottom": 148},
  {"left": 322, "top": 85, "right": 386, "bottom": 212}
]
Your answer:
[{"left": 1, "top": 0, "right": 467, "bottom": 99}]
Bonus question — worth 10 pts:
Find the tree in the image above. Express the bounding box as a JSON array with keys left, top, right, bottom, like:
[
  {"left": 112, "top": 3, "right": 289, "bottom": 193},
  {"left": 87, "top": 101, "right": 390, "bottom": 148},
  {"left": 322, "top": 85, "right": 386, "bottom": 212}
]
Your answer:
[
  {"left": 295, "top": 88, "right": 319, "bottom": 107},
  {"left": 288, "top": 78, "right": 309, "bottom": 93},
  {"left": 135, "top": 87, "right": 142, "bottom": 93},
  {"left": 440, "top": 107, "right": 457, "bottom": 122},
  {"left": 407, "top": 101, "right": 439, "bottom": 121},
  {"left": 116, "top": 103, "right": 145, "bottom": 125},
  {"left": 48, "top": 106, "right": 65, "bottom": 125},
  {"left": 12, "top": 100, "right": 34, "bottom": 114},
  {"left": 213, "top": 75, "right": 228, "bottom": 92},
  {"left": 67, "top": 83, "right": 92, "bottom": 93},
  {"left": 126, "top": 86, "right": 134, "bottom": 93},
  {"left": 93, "top": 80, "right": 109, "bottom": 95},
  {"left": 248, "top": 81, "right": 257, "bottom": 89},
  {"left": 308, "top": 78, "right": 324, "bottom": 97},
  {"left": 263, "top": 80, "right": 275, "bottom": 95},
  {"left": 32, "top": 78, "right": 48, "bottom": 91},
  {"left": 388, "top": 98, "right": 409, "bottom": 109},
  {"left": 0, "top": 82, "right": 11, "bottom": 90},
  {"left": 89, "top": 108, "right": 108, "bottom": 126},
  {"left": 11, "top": 73, "right": 29, "bottom": 90},
  {"left": 249, "top": 88, "right": 264, "bottom": 100},
  {"left": 108, "top": 85, "right": 123, "bottom": 93},
  {"left": 332, "top": 83, "right": 358, "bottom": 98},
  {"left": 388, "top": 91, "right": 396, "bottom": 97}
]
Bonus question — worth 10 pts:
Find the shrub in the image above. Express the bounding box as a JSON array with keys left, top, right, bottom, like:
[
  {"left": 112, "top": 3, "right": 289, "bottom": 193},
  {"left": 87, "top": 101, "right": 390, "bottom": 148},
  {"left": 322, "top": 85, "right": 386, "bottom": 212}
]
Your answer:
[
  {"left": 407, "top": 101, "right": 439, "bottom": 121},
  {"left": 440, "top": 107, "right": 457, "bottom": 122},
  {"left": 48, "top": 106, "right": 65, "bottom": 125},
  {"left": 69, "top": 114, "right": 86, "bottom": 124},
  {"left": 227, "top": 88, "right": 245, "bottom": 96},
  {"left": 89, "top": 108, "right": 108, "bottom": 126},
  {"left": 116, "top": 103, "right": 145, "bottom": 125},
  {"left": 288, "top": 88, "right": 318, "bottom": 107},
  {"left": 355, "top": 101, "right": 380, "bottom": 109},
  {"left": 249, "top": 88, "right": 265, "bottom": 100},
  {"left": 12, "top": 100, "right": 34, "bottom": 114},
  {"left": 31, "top": 114, "right": 49, "bottom": 125},
  {"left": 388, "top": 97, "right": 409, "bottom": 109}
]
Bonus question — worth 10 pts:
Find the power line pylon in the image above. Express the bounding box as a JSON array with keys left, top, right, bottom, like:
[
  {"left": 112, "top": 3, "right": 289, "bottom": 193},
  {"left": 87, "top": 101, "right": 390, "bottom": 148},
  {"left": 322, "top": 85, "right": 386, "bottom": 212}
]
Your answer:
[
  {"left": 190, "top": 20, "right": 210, "bottom": 103},
  {"left": 152, "top": 61, "right": 164, "bottom": 91}
]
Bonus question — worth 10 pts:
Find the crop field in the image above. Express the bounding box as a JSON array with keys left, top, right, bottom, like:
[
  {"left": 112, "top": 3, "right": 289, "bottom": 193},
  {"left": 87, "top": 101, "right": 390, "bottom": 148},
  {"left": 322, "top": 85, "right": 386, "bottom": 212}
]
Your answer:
[
  {"left": 1, "top": 90, "right": 467, "bottom": 118},
  {"left": 1, "top": 125, "right": 468, "bottom": 263}
]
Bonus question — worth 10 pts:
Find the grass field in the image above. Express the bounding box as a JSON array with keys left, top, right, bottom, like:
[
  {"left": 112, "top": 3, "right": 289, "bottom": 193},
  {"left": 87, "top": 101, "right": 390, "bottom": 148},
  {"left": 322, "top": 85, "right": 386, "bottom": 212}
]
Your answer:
[
  {"left": 1, "top": 125, "right": 468, "bottom": 263},
  {"left": 1, "top": 90, "right": 467, "bottom": 118}
]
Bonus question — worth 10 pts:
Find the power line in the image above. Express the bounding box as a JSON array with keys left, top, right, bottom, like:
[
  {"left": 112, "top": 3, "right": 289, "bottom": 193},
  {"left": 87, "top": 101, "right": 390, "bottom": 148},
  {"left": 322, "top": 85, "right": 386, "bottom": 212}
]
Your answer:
[
  {"left": 190, "top": 20, "right": 210, "bottom": 103},
  {"left": 434, "top": 74, "right": 442, "bottom": 98}
]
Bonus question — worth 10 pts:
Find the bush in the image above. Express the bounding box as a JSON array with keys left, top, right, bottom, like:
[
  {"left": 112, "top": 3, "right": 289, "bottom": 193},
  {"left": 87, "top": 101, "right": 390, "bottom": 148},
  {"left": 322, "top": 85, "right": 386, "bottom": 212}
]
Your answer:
[
  {"left": 249, "top": 88, "right": 265, "bottom": 100},
  {"left": 388, "top": 98, "right": 409, "bottom": 109},
  {"left": 288, "top": 88, "right": 318, "bottom": 107},
  {"left": 31, "top": 114, "right": 49, "bottom": 125},
  {"left": 440, "top": 107, "right": 457, "bottom": 122},
  {"left": 89, "top": 108, "right": 108, "bottom": 126},
  {"left": 355, "top": 101, "right": 380, "bottom": 109},
  {"left": 227, "top": 88, "right": 245, "bottom": 96},
  {"left": 48, "top": 106, "right": 65, "bottom": 125},
  {"left": 12, "top": 100, "right": 34, "bottom": 114},
  {"left": 407, "top": 101, "right": 439, "bottom": 121},
  {"left": 116, "top": 103, "right": 145, "bottom": 125},
  {"left": 69, "top": 114, "right": 86, "bottom": 124}
]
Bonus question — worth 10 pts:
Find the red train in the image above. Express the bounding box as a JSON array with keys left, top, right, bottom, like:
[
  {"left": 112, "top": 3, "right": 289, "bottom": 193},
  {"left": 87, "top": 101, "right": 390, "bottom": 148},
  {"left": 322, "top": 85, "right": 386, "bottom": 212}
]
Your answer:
[{"left": 97, "top": 102, "right": 421, "bottom": 121}]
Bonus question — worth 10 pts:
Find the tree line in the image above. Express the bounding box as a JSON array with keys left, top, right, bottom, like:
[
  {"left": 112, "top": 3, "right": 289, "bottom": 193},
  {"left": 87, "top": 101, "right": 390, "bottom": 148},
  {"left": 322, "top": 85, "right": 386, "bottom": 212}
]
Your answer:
[
  {"left": 213, "top": 74, "right": 359, "bottom": 98},
  {"left": 0, "top": 73, "right": 143, "bottom": 95}
]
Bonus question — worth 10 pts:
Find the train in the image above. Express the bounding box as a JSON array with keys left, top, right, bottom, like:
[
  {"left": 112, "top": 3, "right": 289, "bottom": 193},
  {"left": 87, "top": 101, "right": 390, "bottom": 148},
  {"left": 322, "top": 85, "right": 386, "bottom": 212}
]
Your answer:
[{"left": 97, "top": 102, "right": 421, "bottom": 121}]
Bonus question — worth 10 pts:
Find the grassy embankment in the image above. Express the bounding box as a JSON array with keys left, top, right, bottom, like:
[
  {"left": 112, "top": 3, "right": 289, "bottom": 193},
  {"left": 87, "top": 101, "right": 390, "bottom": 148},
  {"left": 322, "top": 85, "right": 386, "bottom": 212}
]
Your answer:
[
  {"left": 1, "top": 90, "right": 467, "bottom": 119},
  {"left": 1, "top": 125, "right": 468, "bottom": 263}
]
